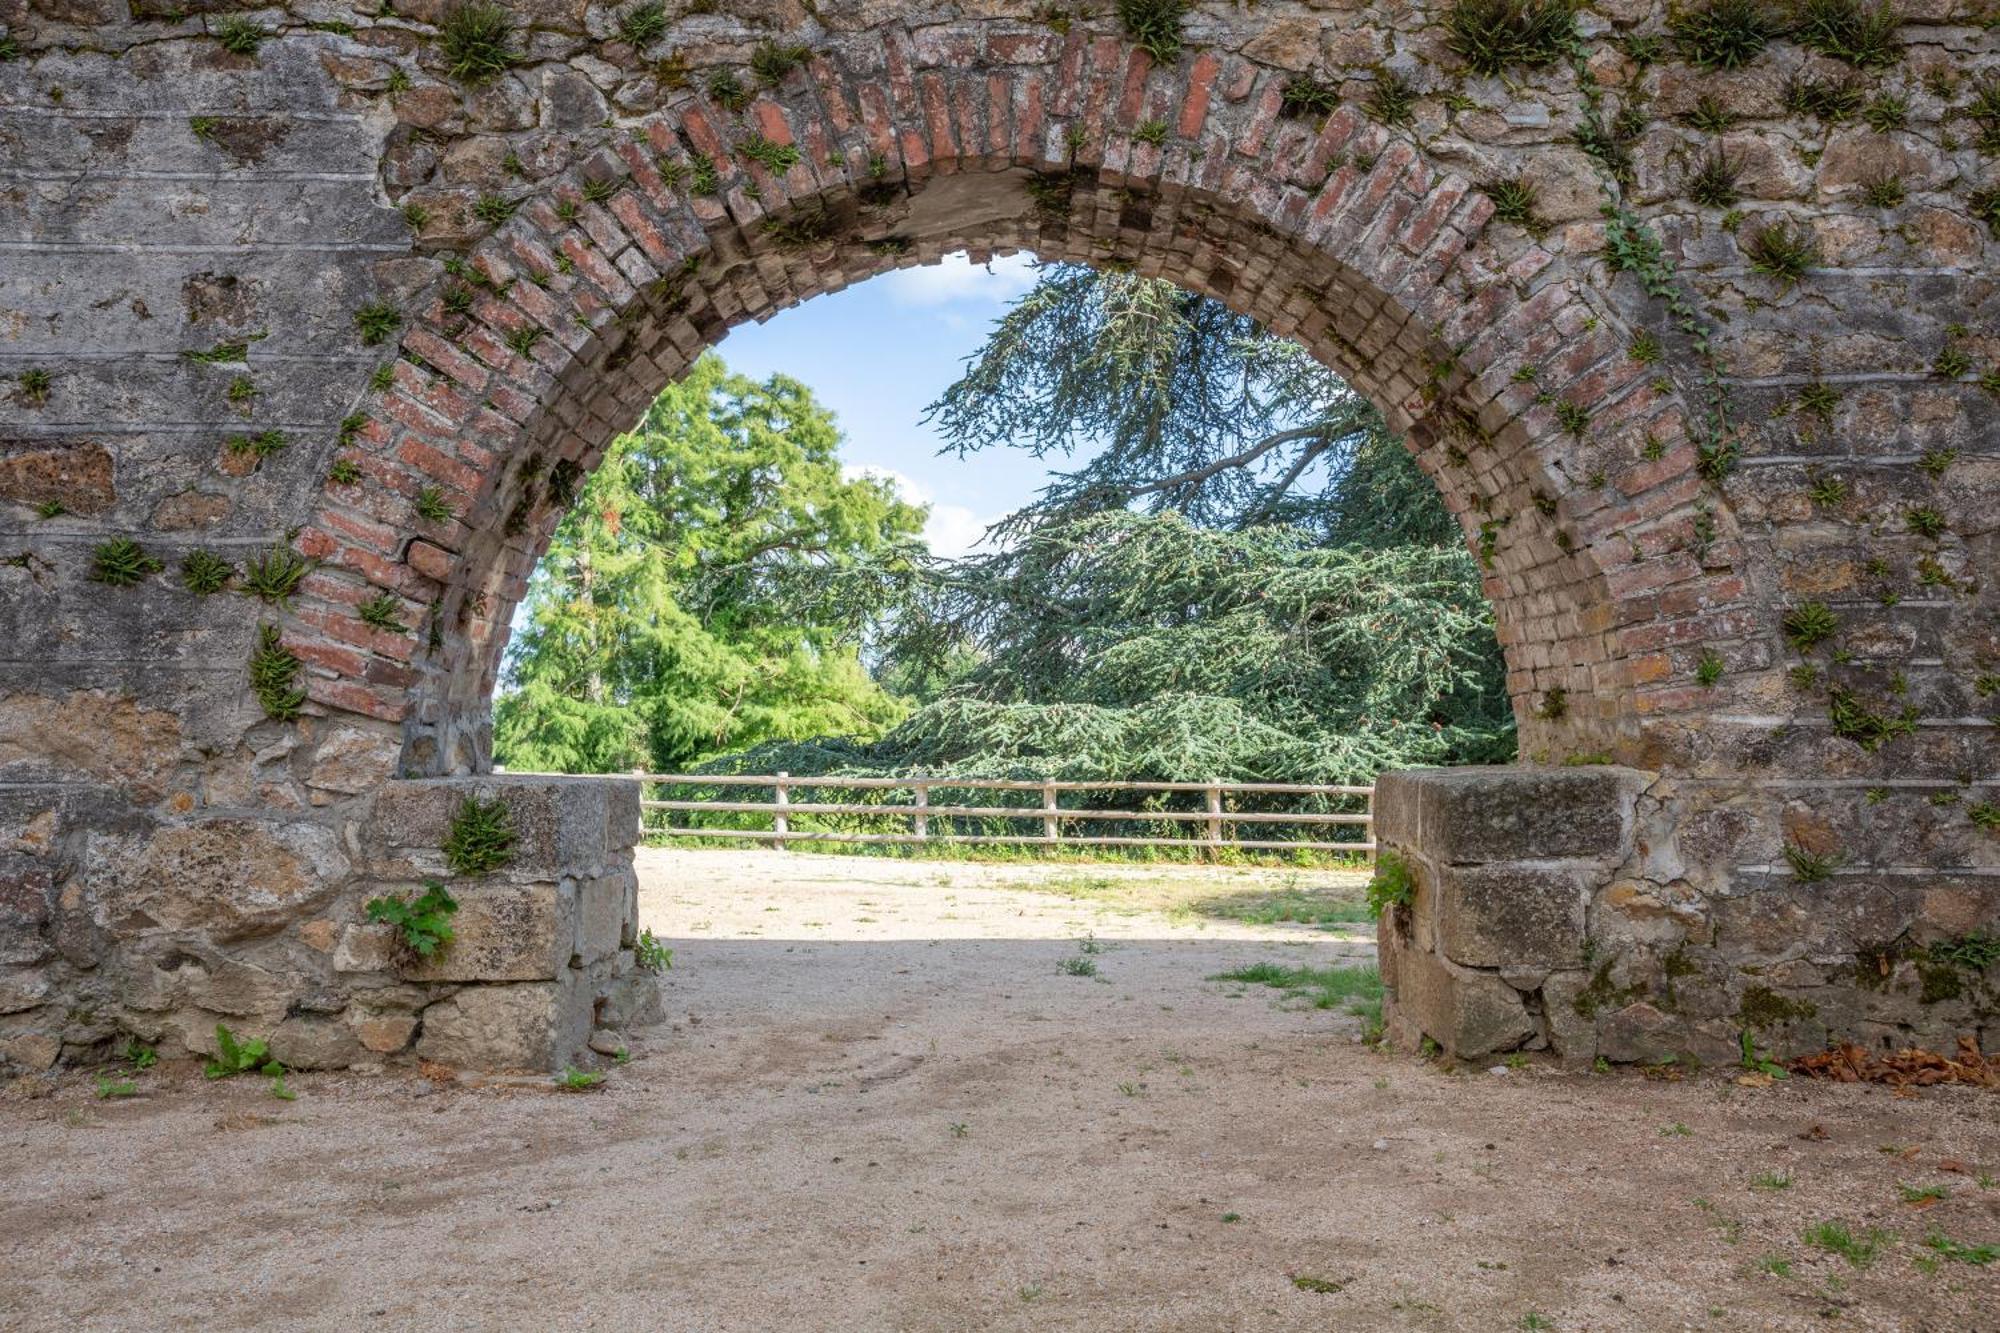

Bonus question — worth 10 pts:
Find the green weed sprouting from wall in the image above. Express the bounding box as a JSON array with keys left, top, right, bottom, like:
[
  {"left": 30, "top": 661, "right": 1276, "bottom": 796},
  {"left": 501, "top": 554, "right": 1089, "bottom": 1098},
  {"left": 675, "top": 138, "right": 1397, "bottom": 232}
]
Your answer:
[
  {"left": 1366, "top": 849, "right": 1417, "bottom": 916},
  {"left": 439, "top": 2, "right": 516, "bottom": 84},
  {"left": 444, "top": 795, "right": 515, "bottom": 875},
  {"left": 89, "top": 539, "right": 163, "bottom": 587},
  {"left": 1117, "top": 0, "right": 1188, "bottom": 64},
  {"left": 180, "top": 549, "right": 236, "bottom": 595},
  {"left": 242, "top": 542, "right": 311, "bottom": 607},
  {"left": 1444, "top": 0, "right": 1577, "bottom": 77},
  {"left": 365, "top": 881, "right": 460, "bottom": 957},
  {"left": 249, "top": 625, "right": 306, "bottom": 721}
]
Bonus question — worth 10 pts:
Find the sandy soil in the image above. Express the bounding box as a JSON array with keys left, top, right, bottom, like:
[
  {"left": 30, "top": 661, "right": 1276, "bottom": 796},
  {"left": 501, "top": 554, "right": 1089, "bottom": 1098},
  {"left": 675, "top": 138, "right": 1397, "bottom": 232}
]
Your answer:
[{"left": 1, "top": 848, "right": 1996, "bottom": 1332}]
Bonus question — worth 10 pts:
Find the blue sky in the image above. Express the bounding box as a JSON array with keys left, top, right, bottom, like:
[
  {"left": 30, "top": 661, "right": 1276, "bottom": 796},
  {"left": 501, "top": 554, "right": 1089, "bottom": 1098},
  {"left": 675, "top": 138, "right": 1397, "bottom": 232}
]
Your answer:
[{"left": 712, "top": 251, "right": 1046, "bottom": 556}]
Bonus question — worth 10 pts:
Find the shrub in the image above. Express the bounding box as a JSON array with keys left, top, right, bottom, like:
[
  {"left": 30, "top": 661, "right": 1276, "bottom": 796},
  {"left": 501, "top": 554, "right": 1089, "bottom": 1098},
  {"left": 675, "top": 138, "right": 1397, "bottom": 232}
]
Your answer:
[
  {"left": 1366, "top": 850, "right": 1416, "bottom": 916},
  {"left": 439, "top": 3, "right": 515, "bottom": 85}
]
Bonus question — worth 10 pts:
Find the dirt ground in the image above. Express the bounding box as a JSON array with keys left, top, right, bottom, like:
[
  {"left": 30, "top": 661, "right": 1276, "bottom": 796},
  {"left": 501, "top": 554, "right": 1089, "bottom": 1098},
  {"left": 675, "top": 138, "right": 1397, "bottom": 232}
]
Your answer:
[{"left": 2, "top": 848, "right": 1996, "bottom": 1332}]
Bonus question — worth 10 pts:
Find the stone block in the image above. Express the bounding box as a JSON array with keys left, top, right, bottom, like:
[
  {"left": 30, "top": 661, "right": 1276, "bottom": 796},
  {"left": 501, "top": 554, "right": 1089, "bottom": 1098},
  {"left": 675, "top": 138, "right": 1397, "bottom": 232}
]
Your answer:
[
  {"left": 1384, "top": 942, "right": 1536, "bottom": 1058},
  {"left": 400, "top": 881, "right": 573, "bottom": 983},
  {"left": 1435, "top": 863, "right": 1593, "bottom": 969},
  {"left": 270, "top": 1015, "right": 362, "bottom": 1070},
  {"left": 1375, "top": 766, "right": 1648, "bottom": 865},
  {"left": 362, "top": 775, "right": 638, "bottom": 878},
  {"left": 575, "top": 869, "right": 631, "bottom": 966},
  {"left": 414, "top": 978, "right": 592, "bottom": 1071},
  {"left": 99, "top": 818, "right": 348, "bottom": 944}
]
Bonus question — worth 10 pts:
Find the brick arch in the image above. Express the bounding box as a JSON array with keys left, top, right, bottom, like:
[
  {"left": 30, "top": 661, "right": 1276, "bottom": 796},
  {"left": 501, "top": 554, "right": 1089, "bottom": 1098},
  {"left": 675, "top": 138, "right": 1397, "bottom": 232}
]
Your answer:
[{"left": 290, "top": 26, "right": 1721, "bottom": 784}]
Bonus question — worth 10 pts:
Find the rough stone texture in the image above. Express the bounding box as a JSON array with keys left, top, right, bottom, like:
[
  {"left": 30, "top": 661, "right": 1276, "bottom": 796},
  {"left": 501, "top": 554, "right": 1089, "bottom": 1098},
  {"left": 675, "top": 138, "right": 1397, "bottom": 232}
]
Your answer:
[{"left": 0, "top": 3, "right": 1993, "bottom": 1071}]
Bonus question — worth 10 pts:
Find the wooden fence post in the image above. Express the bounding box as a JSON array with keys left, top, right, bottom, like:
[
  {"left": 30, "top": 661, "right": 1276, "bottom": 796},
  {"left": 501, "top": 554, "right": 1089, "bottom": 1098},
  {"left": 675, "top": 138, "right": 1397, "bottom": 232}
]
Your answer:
[
  {"left": 774, "top": 771, "right": 789, "bottom": 852},
  {"left": 912, "top": 770, "right": 929, "bottom": 843},
  {"left": 1205, "top": 780, "right": 1223, "bottom": 859},
  {"left": 1042, "top": 780, "right": 1059, "bottom": 845},
  {"left": 1364, "top": 787, "right": 1375, "bottom": 864}
]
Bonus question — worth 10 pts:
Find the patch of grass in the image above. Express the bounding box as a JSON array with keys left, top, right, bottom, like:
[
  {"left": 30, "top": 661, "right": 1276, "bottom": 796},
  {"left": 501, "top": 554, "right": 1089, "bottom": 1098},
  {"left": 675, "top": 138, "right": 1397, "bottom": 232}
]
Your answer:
[
  {"left": 1859, "top": 173, "right": 1905, "bottom": 209},
  {"left": 1905, "top": 505, "right": 1945, "bottom": 539},
  {"left": 89, "top": 539, "right": 163, "bottom": 587},
  {"left": 1292, "top": 1274, "right": 1346, "bottom": 1294},
  {"left": 1783, "top": 840, "right": 1843, "bottom": 882},
  {"left": 180, "top": 549, "right": 235, "bottom": 595},
  {"left": 241, "top": 542, "right": 310, "bottom": 607},
  {"left": 1554, "top": 398, "right": 1590, "bottom": 437},
  {"left": 740, "top": 133, "right": 802, "bottom": 174},
  {"left": 581, "top": 175, "right": 622, "bottom": 205},
  {"left": 353, "top": 301, "right": 401, "bottom": 346},
  {"left": 1751, "top": 1171, "right": 1793, "bottom": 1190},
  {"left": 1209, "top": 961, "right": 1383, "bottom": 1014},
  {"left": 1365, "top": 71, "right": 1419, "bottom": 127},
  {"left": 473, "top": 193, "right": 518, "bottom": 225},
  {"left": 1921, "top": 1231, "right": 1996, "bottom": 1266},
  {"left": 1116, "top": 0, "right": 1188, "bottom": 64},
  {"left": 1862, "top": 91, "right": 1907, "bottom": 132},
  {"left": 17, "top": 368, "right": 52, "bottom": 406},
  {"left": 1133, "top": 118, "right": 1168, "bottom": 146},
  {"left": 1797, "top": 379, "right": 1840, "bottom": 419},
  {"left": 225, "top": 374, "right": 258, "bottom": 405},
  {"left": 1792, "top": 0, "right": 1902, "bottom": 68},
  {"left": 227, "top": 428, "right": 287, "bottom": 461},
  {"left": 1743, "top": 219, "right": 1819, "bottom": 287},
  {"left": 506, "top": 325, "right": 544, "bottom": 357},
  {"left": 96, "top": 1073, "right": 139, "bottom": 1099},
  {"left": 617, "top": 1, "right": 668, "bottom": 47},
  {"left": 1444, "top": 0, "right": 1576, "bottom": 77},
  {"left": 1682, "top": 94, "right": 1738, "bottom": 133},
  {"left": 1696, "top": 649, "right": 1726, "bottom": 687},
  {"left": 1671, "top": 0, "right": 1777, "bottom": 69},
  {"left": 444, "top": 795, "right": 515, "bottom": 876},
  {"left": 1483, "top": 176, "right": 1541, "bottom": 229},
  {"left": 414, "top": 486, "right": 453, "bottom": 523},
  {"left": 329, "top": 457, "right": 363, "bottom": 485},
  {"left": 249, "top": 624, "right": 305, "bottom": 721},
  {"left": 1280, "top": 74, "right": 1341, "bottom": 122},
  {"left": 1686, "top": 147, "right": 1742, "bottom": 209},
  {"left": 1802, "top": 1220, "right": 1890, "bottom": 1267},
  {"left": 439, "top": 2, "right": 515, "bottom": 85},
  {"left": 203, "top": 1023, "right": 278, "bottom": 1080},
  {"left": 357, "top": 592, "right": 407, "bottom": 634},
  {"left": 1827, "top": 686, "right": 1917, "bottom": 750},
  {"left": 1783, "top": 601, "right": 1839, "bottom": 650},
  {"left": 1058, "top": 955, "right": 1099, "bottom": 977},
  {"left": 555, "top": 1066, "right": 605, "bottom": 1092},
  {"left": 751, "top": 39, "right": 811, "bottom": 85},
  {"left": 1784, "top": 70, "right": 1866, "bottom": 123},
  {"left": 365, "top": 880, "right": 459, "bottom": 958},
  {"left": 1203, "top": 887, "right": 1374, "bottom": 929},
  {"left": 213, "top": 16, "right": 264, "bottom": 57}
]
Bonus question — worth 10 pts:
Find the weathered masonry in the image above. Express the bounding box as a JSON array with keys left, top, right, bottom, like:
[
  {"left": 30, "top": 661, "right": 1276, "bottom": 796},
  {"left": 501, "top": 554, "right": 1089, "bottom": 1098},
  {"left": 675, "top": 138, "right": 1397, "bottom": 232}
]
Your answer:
[{"left": 0, "top": 1, "right": 1993, "bottom": 1073}]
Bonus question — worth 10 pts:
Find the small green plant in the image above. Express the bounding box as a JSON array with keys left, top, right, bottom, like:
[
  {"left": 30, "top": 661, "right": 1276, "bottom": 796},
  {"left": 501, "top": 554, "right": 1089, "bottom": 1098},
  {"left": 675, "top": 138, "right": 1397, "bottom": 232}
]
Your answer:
[
  {"left": 89, "top": 538, "right": 162, "bottom": 587},
  {"left": 1905, "top": 506, "right": 1946, "bottom": 539},
  {"left": 353, "top": 301, "right": 402, "bottom": 346},
  {"left": 1827, "top": 686, "right": 1917, "bottom": 750},
  {"left": 1483, "top": 176, "right": 1541, "bottom": 229},
  {"left": 402, "top": 201, "right": 430, "bottom": 230},
  {"left": 204, "top": 1023, "right": 279, "bottom": 1079},
  {"left": 213, "top": 15, "right": 264, "bottom": 57},
  {"left": 249, "top": 624, "right": 305, "bottom": 721},
  {"left": 1933, "top": 343, "right": 1972, "bottom": 379},
  {"left": 1917, "top": 446, "right": 1959, "bottom": 477},
  {"left": 1682, "top": 94, "right": 1738, "bottom": 133},
  {"left": 1783, "top": 840, "right": 1842, "bottom": 883},
  {"left": 1365, "top": 71, "right": 1419, "bottom": 127},
  {"left": 1968, "top": 801, "right": 2000, "bottom": 832},
  {"left": 1740, "top": 1029, "right": 1790, "bottom": 1077},
  {"left": 1743, "top": 220, "right": 1818, "bottom": 288},
  {"left": 329, "top": 457, "right": 363, "bottom": 485},
  {"left": 96, "top": 1073, "right": 139, "bottom": 1099},
  {"left": 444, "top": 795, "right": 515, "bottom": 875},
  {"left": 1292, "top": 1275, "right": 1345, "bottom": 1294},
  {"left": 1443, "top": 0, "right": 1577, "bottom": 76},
  {"left": 227, "top": 428, "right": 288, "bottom": 461},
  {"left": 708, "top": 69, "right": 749, "bottom": 112},
  {"left": 1662, "top": 1121, "right": 1693, "bottom": 1137},
  {"left": 1696, "top": 649, "right": 1726, "bottom": 687},
  {"left": 365, "top": 880, "right": 459, "bottom": 958},
  {"left": 1802, "top": 1220, "right": 1889, "bottom": 1268},
  {"left": 1133, "top": 118, "right": 1168, "bottom": 146},
  {"left": 17, "top": 368, "right": 51, "bottom": 406},
  {"left": 180, "top": 549, "right": 235, "bottom": 595},
  {"left": 1058, "top": 955, "right": 1099, "bottom": 976},
  {"left": 357, "top": 591, "right": 408, "bottom": 634},
  {"left": 1796, "top": 379, "right": 1840, "bottom": 420},
  {"left": 1750, "top": 1171, "right": 1793, "bottom": 1190},
  {"left": 1784, "top": 70, "right": 1866, "bottom": 123},
  {"left": 1862, "top": 91, "right": 1907, "bottom": 132},
  {"left": 1366, "top": 850, "right": 1416, "bottom": 916},
  {"left": 506, "top": 325, "right": 544, "bottom": 357},
  {"left": 473, "top": 193, "right": 517, "bottom": 226},
  {"left": 1859, "top": 173, "right": 1905, "bottom": 209},
  {"left": 618, "top": 0, "right": 668, "bottom": 46},
  {"left": 581, "top": 175, "right": 621, "bottom": 205},
  {"left": 1116, "top": 0, "right": 1188, "bottom": 63},
  {"left": 1792, "top": 0, "right": 1902, "bottom": 69},
  {"left": 740, "top": 134, "right": 802, "bottom": 174},
  {"left": 124, "top": 1039, "right": 157, "bottom": 1071},
  {"left": 1921, "top": 1231, "right": 1996, "bottom": 1266},
  {"left": 1279, "top": 73, "right": 1341, "bottom": 122},
  {"left": 555, "top": 1066, "right": 605, "bottom": 1092},
  {"left": 1553, "top": 398, "right": 1590, "bottom": 437},
  {"left": 1686, "top": 148, "right": 1742, "bottom": 209},
  {"left": 414, "top": 486, "right": 453, "bottom": 523},
  {"left": 948, "top": 1121, "right": 970, "bottom": 1138},
  {"left": 636, "top": 928, "right": 674, "bottom": 973},
  {"left": 225, "top": 374, "right": 258, "bottom": 405},
  {"left": 751, "top": 38, "right": 811, "bottom": 85},
  {"left": 438, "top": 2, "right": 515, "bottom": 84},
  {"left": 1519, "top": 1315, "right": 1553, "bottom": 1331},
  {"left": 1782, "top": 601, "right": 1838, "bottom": 651},
  {"left": 241, "top": 542, "right": 310, "bottom": 606},
  {"left": 1671, "top": 0, "right": 1777, "bottom": 68}
]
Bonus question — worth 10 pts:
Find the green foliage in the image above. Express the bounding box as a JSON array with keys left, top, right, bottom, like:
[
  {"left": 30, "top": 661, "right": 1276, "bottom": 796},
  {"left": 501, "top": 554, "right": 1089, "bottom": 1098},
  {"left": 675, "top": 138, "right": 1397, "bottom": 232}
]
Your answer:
[
  {"left": 473, "top": 193, "right": 518, "bottom": 225},
  {"left": 1862, "top": 91, "right": 1907, "bottom": 132},
  {"left": 1483, "top": 176, "right": 1542, "bottom": 229},
  {"left": 183, "top": 333, "right": 264, "bottom": 365},
  {"left": 329, "top": 457, "right": 363, "bottom": 485},
  {"left": 1117, "top": 0, "right": 1188, "bottom": 63},
  {"left": 1279, "top": 74, "right": 1341, "bottom": 122},
  {"left": 1783, "top": 840, "right": 1842, "bottom": 882},
  {"left": 555, "top": 1066, "right": 605, "bottom": 1091},
  {"left": 1802, "top": 1220, "right": 1889, "bottom": 1268},
  {"left": 444, "top": 796, "right": 515, "bottom": 876},
  {"left": 1365, "top": 71, "right": 1419, "bottom": 127},
  {"left": 1682, "top": 94, "right": 1738, "bottom": 133},
  {"left": 438, "top": 3, "right": 515, "bottom": 84},
  {"left": 1366, "top": 851, "right": 1416, "bottom": 915},
  {"left": 636, "top": 928, "right": 674, "bottom": 973},
  {"left": 752, "top": 39, "right": 811, "bottom": 85},
  {"left": 242, "top": 542, "right": 310, "bottom": 606},
  {"left": 1743, "top": 220, "right": 1819, "bottom": 287},
  {"left": 414, "top": 486, "right": 453, "bottom": 523},
  {"left": 1792, "top": 0, "right": 1902, "bottom": 67},
  {"left": 96, "top": 1073, "right": 139, "bottom": 1099},
  {"left": 180, "top": 549, "right": 235, "bottom": 595},
  {"left": 1739, "top": 1029, "right": 1790, "bottom": 1078},
  {"left": 1827, "top": 686, "right": 1917, "bottom": 750},
  {"left": 1696, "top": 649, "right": 1725, "bottom": 686},
  {"left": 365, "top": 881, "right": 460, "bottom": 958},
  {"left": 1133, "top": 118, "right": 1168, "bottom": 146},
  {"left": 204, "top": 1023, "right": 279, "bottom": 1079},
  {"left": 1929, "top": 932, "right": 2000, "bottom": 969},
  {"left": 1859, "top": 173, "right": 1905, "bottom": 208},
  {"left": 1686, "top": 148, "right": 1742, "bottom": 208},
  {"left": 1796, "top": 379, "right": 1840, "bottom": 419},
  {"left": 618, "top": 1, "right": 668, "bottom": 46},
  {"left": 507, "top": 325, "right": 544, "bottom": 356},
  {"left": 1058, "top": 955, "right": 1099, "bottom": 976},
  {"left": 740, "top": 134, "right": 802, "bottom": 174},
  {"left": 353, "top": 302, "right": 402, "bottom": 346},
  {"left": 249, "top": 625, "right": 305, "bottom": 721},
  {"left": 358, "top": 592, "right": 408, "bottom": 634},
  {"left": 227, "top": 429, "right": 287, "bottom": 461},
  {"left": 214, "top": 16, "right": 264, "bottom": 56},
  {"left": 1670, "top": 0, "right": 1778, "bottom": 68},
  {"left": 581, "top": 175, "right": 621, "bottom": 205},
  {"left": 1784, "top": 70, "right": 1865, "bottom": 123},
  {"left": 1444, "top": 0, "right": 1577, "bottom": 77},
  {"left": 709, "top": 70, "right": 749, "bottom": 112},
  {"left": 1921, "top": 1231, "right": 1997, "bottom": 1266},
  {"left": 89, "top": 539, "right": 162, "bottom": 587},
  {"left": 1783, "top": 601, "right": 1839, "bottom": 651},
  {"left": 1904, "top": 505, "right": 1945, "bottom": 539},
  {"left": 17, "top": 368, "right": 51, "bottom": 406},
  {"left": 496, "top": 355, "right": 922, "bottom": 774}
]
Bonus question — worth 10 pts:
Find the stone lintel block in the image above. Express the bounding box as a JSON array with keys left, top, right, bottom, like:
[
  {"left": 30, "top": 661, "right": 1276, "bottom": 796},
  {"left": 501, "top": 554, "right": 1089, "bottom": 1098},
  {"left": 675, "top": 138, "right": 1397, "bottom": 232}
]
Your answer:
[
  {"left": 1383, "top": 941, "right": 1536, "bottom": 1059},
  {"left": 362, "top": 774, "right": 641, "bottom": 878},
  {"left": 575, "top": 867, "right": 634, "bottom": 966},
  {"left": 1436, "top": 862, "right": 1595, "bottom": 969},
  {"left": 413, "top": 975, "right": 593, "bottom": 1072},
  {"left": 401, "top": 880, "right": 574, "bottom": 983},
  {"left": 1374, "top": 765, "right": 1650, "bottom": 865}
]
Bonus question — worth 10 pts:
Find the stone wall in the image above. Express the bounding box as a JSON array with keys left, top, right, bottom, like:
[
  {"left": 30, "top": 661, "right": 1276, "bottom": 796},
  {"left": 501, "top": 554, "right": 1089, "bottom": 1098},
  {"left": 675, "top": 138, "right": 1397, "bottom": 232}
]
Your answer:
[{"left": 0, "top": 1, "right": 1993, "bottom": 1071}]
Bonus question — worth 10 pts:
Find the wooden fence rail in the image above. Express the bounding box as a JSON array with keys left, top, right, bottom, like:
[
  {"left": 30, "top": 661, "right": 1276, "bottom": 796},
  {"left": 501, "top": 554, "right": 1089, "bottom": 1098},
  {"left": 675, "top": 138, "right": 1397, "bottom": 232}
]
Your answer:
[{"left": 630, "top": 772, "right": 1376, "bottom": 858}]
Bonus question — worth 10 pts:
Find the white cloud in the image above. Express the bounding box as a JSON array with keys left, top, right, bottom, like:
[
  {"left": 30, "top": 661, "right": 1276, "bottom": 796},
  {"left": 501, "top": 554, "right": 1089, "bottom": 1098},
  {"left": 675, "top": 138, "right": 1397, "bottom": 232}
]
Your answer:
[
  {"left": 846, "top": 463, "right": 998, "bottom": 559},
  {"left": 879, "top": 251, "right": 1038, "bottom": 308}
]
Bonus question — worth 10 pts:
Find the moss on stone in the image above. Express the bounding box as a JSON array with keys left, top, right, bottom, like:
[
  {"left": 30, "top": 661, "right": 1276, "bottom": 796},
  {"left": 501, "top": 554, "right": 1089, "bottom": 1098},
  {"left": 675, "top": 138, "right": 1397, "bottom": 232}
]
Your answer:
[
  {"left": 1572, "top": 961, "right": 1645, "bottom": 1019},
  {"left": 1738, "top": 984, "right": 1816, "bottom": 1028}
]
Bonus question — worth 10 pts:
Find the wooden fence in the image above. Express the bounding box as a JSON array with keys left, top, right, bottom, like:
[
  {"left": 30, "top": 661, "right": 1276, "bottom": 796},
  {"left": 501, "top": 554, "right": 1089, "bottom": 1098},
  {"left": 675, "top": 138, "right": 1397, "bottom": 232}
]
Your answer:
[{"left": 633, "top": 773, "right": 1376, "bottom": 858}]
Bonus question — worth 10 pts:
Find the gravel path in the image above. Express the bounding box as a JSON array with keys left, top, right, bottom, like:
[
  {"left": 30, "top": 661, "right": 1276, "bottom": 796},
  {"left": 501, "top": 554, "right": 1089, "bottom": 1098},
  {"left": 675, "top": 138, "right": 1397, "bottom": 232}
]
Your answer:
[{"left": 0, "top": 849, "right": 1993, "bottom": 1331}]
